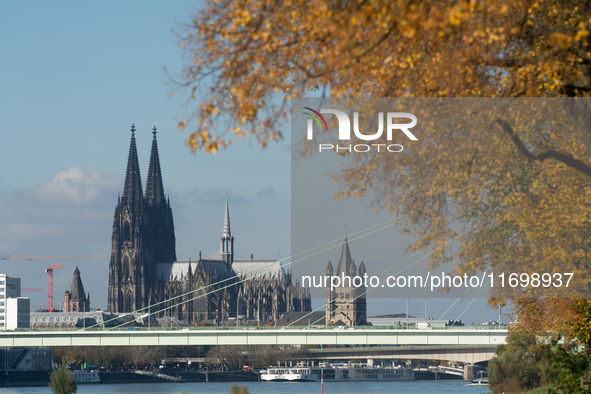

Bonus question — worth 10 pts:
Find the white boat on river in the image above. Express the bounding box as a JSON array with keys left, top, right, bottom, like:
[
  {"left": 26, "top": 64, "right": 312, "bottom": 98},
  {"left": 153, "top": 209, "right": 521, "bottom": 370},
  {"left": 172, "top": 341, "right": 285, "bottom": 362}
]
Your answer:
[
  {"left": 68, "top": 369, "right": 100, "bottom": 384},
  {"left": 261, "top": 362, "right": 415, "bottom": 382}
]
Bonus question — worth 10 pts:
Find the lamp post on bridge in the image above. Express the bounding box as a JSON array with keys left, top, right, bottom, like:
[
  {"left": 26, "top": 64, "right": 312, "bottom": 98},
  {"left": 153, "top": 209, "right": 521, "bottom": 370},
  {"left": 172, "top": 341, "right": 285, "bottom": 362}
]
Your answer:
[{"left": 406, "top": 298, "right": 409, "bottom": 328}]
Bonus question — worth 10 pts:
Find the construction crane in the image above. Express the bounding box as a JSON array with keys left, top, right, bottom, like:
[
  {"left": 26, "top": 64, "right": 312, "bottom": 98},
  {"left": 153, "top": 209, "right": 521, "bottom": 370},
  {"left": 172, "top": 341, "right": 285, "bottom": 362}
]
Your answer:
[
  {"left": 0, "top": 255, "right": 108, "bottom": 260},
  {"left": 21, "top": 288, "right": 43, "bottom": 292},
  {"left": 0, "top": 254, "right": 108, "bottom": 311},
  {"left": 45, "top": 264, "right": 63, "bottom": 312}
]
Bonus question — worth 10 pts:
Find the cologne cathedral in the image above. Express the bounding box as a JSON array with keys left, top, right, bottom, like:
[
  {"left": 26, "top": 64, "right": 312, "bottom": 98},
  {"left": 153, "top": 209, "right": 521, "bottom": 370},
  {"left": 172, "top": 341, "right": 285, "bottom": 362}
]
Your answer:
[{"left": 107, "top": 125, "right": 311, "bottom": 324}]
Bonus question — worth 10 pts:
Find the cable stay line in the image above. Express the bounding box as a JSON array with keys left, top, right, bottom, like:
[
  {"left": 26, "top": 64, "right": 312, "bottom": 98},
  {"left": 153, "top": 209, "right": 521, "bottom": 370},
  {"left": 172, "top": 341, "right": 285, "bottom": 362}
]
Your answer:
[
  {"left": 449, "top": 280, "right": 491, "bottom": 327},
  {"left": 85, "top": 215, "right": 408, "bottom": 330},
  {"left": 436, "top": 288, "right": 471, "bottom": 321},
  {"left": 287, "top": 250, "right": 433, "bottom": 329},
  {"left": 103, "top": 217, "right": 407, "bottom": 331},
  {"left": 286, "top": 225, "right": 470, "bottom": 329}
]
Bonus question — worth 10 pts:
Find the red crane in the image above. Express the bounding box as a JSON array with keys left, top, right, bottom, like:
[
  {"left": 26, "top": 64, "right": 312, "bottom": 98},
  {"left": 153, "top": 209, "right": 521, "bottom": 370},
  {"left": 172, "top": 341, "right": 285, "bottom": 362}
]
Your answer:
[
  {"left": 45, "top": 264, "right": 64, "bottom": 312},
  {"left": 0, "top": 255, "right": 108, "bottom": 311},
  {"left": 21, "top": 288, "right": 43, "bottom": 292}
]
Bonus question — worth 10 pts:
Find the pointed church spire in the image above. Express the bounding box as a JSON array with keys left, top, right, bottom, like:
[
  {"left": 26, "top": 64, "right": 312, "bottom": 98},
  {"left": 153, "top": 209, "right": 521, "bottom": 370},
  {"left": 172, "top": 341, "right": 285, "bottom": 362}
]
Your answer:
[
  {"left": 64, "top": 266, "right": 90, "bottom": 312},
  {"left": 336, "top": 236, "right": 354, "bottom": 277},
  {"left": 122, "top": 124, "right": 143, "bottom": 206},
  {"left": 223, "top": 192, "right": 231, "bottom": 238},
  {"left": 70, "top": 266, "right": 86, "bottom": 301},
  {"left": 220, "top": 193, "right": 234, "bottom": 267},
  {"left": 145, "top": 126, "right": 165, "bottom": 206},
  {"left": 358, "top": 260, "right": 367, "bottom": 276}
]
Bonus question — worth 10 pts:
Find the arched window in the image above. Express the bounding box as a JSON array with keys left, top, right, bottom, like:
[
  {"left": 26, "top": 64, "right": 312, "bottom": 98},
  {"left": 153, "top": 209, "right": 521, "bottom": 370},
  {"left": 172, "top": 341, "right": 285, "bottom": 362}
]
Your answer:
[
  {"left": 124, "top": 291, "right": 133, "bottom": 312},
  {"left": 123, "top": 221, "right": 130, "bottom": 242},
  {"left": 123, "top": 257, "right": 129, "bottom": 275}
]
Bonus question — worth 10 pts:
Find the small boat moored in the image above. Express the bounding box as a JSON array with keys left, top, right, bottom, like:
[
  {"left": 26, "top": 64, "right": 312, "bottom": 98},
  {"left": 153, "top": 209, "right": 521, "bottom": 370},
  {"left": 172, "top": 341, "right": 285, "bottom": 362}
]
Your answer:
[{"left": 68, "top": 369, "right": 100, "bottom": 384}]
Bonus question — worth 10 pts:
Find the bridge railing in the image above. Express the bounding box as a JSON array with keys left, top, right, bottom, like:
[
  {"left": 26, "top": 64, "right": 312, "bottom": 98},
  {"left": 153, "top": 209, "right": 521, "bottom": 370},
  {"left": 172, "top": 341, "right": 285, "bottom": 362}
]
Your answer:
[
  {"left": 308, "top": 343, "right": 499, "bottom": 352},
  {"left": 10, "top": 324, "right": 508, "bottom": 333}
]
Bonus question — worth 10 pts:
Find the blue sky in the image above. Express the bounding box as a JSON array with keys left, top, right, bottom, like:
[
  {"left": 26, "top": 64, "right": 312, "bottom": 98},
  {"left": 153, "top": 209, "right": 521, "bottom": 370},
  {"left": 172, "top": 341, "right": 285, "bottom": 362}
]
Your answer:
[
  {"left": 0, "top": 1, "right": 501, "bottom": 324},
  {"left": 0, "top": 0, "right": 292, "bottom": 311}
]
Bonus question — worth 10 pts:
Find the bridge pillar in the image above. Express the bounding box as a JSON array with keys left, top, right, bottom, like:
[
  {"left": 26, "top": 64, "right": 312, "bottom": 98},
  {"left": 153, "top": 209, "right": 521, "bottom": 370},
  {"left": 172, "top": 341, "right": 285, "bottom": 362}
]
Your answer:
[{"left": 464, "top": 364, "right": 475, "bottom": 381}]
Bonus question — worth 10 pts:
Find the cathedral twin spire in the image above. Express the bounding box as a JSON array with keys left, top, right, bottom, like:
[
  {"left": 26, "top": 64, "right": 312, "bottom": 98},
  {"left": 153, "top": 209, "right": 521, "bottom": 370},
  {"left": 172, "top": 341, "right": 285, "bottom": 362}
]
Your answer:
[
  {"left": 122, "top": 124, "right": 143, "bottom": 206},
  {"left": 146, "top": 126, "right": 166, "bottom": 206},
  {"left": 109, "top": 124, "right": 177, "bottom": 313},
  {"left": 122, "top": 123, "right": 235, "bottom": 267},
  {"left": 122, "top": 124, "right": 166, "bottom": 207}
]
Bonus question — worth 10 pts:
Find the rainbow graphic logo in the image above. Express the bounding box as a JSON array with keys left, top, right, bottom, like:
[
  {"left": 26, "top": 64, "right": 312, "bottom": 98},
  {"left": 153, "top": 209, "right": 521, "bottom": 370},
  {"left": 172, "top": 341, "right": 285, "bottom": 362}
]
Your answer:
[{"left": 302, "top": 107, "right": 328, "bottom": 139}]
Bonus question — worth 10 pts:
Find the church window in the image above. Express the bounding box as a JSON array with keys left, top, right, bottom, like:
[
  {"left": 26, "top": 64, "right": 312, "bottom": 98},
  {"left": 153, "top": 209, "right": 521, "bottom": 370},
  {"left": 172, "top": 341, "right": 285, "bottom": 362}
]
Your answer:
[
  {"left": 123, "top": 257, "right": 129, "bottom": 274},
  {"left": 123, "top": 221, "right": 131, "bottom": 242},
  {"left": 124, "top": 291, "right": 133, "bottom": 312}
]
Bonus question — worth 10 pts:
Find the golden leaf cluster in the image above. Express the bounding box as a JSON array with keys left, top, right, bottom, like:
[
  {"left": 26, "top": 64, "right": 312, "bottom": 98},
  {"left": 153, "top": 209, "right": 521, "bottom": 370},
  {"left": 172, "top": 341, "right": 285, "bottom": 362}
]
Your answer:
[
  {"left": 326, "top": 100, "right": 591, "bottom": 293},
  {"left": 175, "top": 0, "right": 591, "bottom": 336},
  {"left": 175, "top": 0, "right": 591, "bottom": 153},
  {"left": 513, "top": 298, "right": 591, "bottom": 347}
]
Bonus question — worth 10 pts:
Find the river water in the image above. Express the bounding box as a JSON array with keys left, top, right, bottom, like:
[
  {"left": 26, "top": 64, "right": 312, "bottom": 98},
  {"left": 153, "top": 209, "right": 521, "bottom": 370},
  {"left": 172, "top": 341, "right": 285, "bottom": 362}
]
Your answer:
[{"left": 2, "top": 381, "right": 490, "bottom": 393}]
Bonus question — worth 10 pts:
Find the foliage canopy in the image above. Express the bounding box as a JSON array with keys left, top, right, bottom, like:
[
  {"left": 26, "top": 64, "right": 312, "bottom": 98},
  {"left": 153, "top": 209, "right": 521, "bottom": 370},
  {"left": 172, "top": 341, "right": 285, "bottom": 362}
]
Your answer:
[
  {"left": 175, "top": 0, "right": 591, "bottom": 152},
  {"left": 230, "top": 383, "right": 250, "bottom": 394},
  {"left": 488, "top": 331, "right": 550, "bottom": 393},
  {"left": 547, "top": 337, "right": 590, "bottom": 394},
  {"left": 175, "top": 0, "right": 591, "bottom": 335},
  {"left": 49, "top": 364, "right": 77, "bottom": 394}
]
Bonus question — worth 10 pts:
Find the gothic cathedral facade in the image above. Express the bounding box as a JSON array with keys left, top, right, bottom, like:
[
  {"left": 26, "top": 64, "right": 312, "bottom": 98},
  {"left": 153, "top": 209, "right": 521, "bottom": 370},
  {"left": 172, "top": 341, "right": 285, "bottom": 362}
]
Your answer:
[{"left": 108, "top": 125, "right": 310, "bottom": 324}]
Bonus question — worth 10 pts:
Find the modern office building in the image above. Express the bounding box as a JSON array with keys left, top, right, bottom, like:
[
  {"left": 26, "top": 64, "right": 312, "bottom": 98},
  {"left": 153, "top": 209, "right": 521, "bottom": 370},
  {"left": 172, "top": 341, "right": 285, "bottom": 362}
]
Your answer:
[
  {"left": 6, "top": 297, "right": 30, "bottom": 330},
  {"left": 0, "top": 274, "right": 27, "bottom": 330}
]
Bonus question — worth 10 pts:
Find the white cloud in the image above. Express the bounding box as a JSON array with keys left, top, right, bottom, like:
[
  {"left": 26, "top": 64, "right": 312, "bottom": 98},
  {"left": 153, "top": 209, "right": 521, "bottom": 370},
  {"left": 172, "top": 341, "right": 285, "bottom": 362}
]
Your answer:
[
  {"left": 256, "top": 186, "right": 277, "bottom": 198},
  {"left": 0, "top": 167, "right": 121, "bottom": 309},
  {"left": 37, "top": 166, "right": 120, "bottom": 204}
]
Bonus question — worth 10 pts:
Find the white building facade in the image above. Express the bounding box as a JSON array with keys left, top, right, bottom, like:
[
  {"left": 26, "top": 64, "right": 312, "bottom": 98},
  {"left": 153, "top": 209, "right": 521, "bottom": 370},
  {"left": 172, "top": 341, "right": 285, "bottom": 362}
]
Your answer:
[
  {"left": 0, "top": 274, "right": 29, "bottom": 330},
  {"left": 6, "top": 297, "right": 30, "bottom": 330}
]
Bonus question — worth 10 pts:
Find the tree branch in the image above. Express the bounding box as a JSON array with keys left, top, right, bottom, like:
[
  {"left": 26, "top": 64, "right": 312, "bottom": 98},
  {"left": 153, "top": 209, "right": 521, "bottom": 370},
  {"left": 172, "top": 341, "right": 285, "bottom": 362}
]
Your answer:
[
  {"left": 496, "top": 119, "right": 591, "bottom": 178},
  {"left": 482, "top": 58, "right": 529, "bottom": 68},
  {"left": 562, "top": 83, "right": 591, "bottom": 97},
  {"left": 354, "top": 22, "right": 396, "bottom": 61}
]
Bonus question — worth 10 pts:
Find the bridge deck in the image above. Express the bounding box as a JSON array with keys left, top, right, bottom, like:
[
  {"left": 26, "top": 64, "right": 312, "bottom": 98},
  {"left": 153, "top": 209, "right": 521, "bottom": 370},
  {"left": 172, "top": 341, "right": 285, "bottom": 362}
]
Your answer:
[
  {"left": 0, "top": 328, "right": 507, "bottom": 347},
  {"left": 305, "top": 345, "right": 497, "bottom": 363}
]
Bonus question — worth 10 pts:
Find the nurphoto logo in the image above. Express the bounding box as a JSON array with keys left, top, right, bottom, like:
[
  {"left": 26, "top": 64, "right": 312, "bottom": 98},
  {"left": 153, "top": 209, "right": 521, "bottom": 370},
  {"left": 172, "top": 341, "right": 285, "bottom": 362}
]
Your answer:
[{"left": 302, "top": 107, "right": 418, "bottom": 153}]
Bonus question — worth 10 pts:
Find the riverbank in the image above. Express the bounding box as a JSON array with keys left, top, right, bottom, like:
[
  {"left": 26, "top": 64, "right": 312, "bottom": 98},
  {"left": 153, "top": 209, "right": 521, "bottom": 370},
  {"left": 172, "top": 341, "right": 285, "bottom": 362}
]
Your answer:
[{"left": 0, "top": 370, "right": 52, "bottom": 387}]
